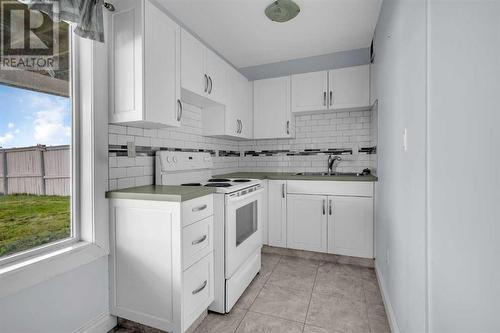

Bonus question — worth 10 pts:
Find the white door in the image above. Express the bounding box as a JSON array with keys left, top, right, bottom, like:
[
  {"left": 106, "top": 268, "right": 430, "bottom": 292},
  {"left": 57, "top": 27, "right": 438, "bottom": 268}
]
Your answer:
[
  {"left": 328, "top": 196, "right": 374, "bottom": 258},
  {"left": 287, "top": 194, "right": 327, "bottom": 252},
  {"left": 267, "top": 180, "right": 287, "bottom": 247},
  {"left": 206, "top": 49, "right": 227, "bottom": 104},
  {"left": 107, "top": 0, "right": 143, "bottom": 123},
  {"left": 144, "top": 0, "right": 180, "bottom": 127},
  {"left": 291, "top": 71, "right": 329, "bottom": 113},
  {"left": 253, "top": 76, "right": 292, "bottom": 139},
  {"left": 329, "top": 65, "right": 370, "bottom": 110},
  {"left": 225, "top": 189, "right": 263, "bottom": 278},
  {"left": 181, "top": 30, "right": 207, "bottom": 97}
]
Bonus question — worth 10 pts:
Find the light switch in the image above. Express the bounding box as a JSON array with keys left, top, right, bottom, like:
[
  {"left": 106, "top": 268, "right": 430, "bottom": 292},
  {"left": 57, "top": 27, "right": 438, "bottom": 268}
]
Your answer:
[{"left": 403, "top": 128, "right": 408, "bottom": 152}]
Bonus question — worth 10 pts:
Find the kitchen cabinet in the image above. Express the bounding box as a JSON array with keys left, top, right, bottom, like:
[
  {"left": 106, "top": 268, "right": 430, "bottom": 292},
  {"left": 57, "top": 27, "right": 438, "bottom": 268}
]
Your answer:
[
  {"left": 181, "top": 30, "right": 227, "bottom": 106},
  {"left": 328, "top": 196, "right": 373, "bottom": 258},
  {"left": 267, "top": 180, "right": 287, "bottom": 247},
  {"left": 253, "top": 76, "right": 293, "bottom": 139},
  {"left": 109, "top": 195, "right": 215, "bottom": 333},
  {"left": 287, "top": 194, "right": 327, "bottom": 252},
  {"left": 260, "top": 180, "right": 269, "bottom": 245},
  {"left": 291, "top": 65, "right": 370, "bottom": 113},
  {"left": 202, "top": 67, "right": 253, "bottom": 139},
  {"left": 285, "top": 180, "right": 374, "bottom": 258},
  {"left": 106, "top": 0, "right": 181, "bottom": 128}
]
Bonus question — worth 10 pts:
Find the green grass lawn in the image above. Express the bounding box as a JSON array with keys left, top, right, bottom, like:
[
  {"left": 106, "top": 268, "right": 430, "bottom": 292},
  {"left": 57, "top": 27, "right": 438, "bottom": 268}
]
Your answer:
[{"left": 0, "top": 194, "right": 70, "bottom": 258}]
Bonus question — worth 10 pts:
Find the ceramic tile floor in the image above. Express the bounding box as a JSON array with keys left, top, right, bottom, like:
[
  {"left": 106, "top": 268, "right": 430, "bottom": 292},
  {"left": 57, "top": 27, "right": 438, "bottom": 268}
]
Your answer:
[{"left": 112, "top": 253, "right": 391, "bottom": 333}]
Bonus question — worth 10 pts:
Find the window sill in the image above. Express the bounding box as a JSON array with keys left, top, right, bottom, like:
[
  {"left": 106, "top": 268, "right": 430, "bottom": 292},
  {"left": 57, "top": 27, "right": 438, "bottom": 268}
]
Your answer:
[{"left": 0, "top": 242, "right": 108, "bottom": 298}]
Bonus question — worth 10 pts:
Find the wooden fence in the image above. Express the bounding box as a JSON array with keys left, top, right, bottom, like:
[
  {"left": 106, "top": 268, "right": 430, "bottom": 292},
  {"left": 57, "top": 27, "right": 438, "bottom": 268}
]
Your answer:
[{"left": 0, "top": 145, "right": 70, "bottom": 196}]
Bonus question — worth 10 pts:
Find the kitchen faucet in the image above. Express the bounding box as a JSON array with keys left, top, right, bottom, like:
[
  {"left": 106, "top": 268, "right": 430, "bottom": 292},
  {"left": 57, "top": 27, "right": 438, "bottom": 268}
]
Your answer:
[{"left": 327, "top": 155, "right": 342, "bottom": 174}]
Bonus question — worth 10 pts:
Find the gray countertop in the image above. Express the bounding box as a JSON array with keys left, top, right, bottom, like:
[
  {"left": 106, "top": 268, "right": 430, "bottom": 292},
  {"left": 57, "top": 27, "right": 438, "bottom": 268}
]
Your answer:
[
  {"left": 105, "top": 185, "right": 216, "bottom": 202},
  {"left": 214, "top": 172, "right": 378, "bottom": 182}
]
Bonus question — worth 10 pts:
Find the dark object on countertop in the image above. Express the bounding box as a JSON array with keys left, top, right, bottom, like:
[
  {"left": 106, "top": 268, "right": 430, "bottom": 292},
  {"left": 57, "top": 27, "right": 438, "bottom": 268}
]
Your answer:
[{"left": 362, "top": 169, "right": 371, "bottom": 176}]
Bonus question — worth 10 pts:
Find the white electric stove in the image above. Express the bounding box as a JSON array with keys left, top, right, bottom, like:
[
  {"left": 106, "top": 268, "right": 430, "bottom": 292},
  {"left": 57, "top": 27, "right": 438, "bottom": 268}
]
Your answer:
[{"left": 156, "top": 151, "right": 263, "bottom": 313}]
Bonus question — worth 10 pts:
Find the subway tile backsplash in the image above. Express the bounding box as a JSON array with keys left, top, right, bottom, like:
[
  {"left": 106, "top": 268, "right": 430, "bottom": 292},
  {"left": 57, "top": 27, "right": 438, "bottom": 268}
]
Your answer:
[{"left": 108, "top": 104, "right": 377, "bottom": 190}]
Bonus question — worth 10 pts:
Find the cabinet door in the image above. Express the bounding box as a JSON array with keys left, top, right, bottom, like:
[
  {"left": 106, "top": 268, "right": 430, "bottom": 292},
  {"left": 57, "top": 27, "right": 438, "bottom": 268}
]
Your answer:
[
  {"left": 224, "top": 67, "right": 242, "bottom": 137},
  {"left": 144, "top": 0, "right": 180, "bottom": 127},
  {"left": 329, "top": 65, "right": 370, "bottom": 110},
  {"left": 107, "top": 0, "right": 143, "bottom": 123},
  {"left": 328, "top": 196, "right": 373, "bottom": 258},
  {"left": 206, "top": 49, "right": 227, "bottom": 104},
  {"left": 267, "top": 180, "right": 287, "bottom": 247},
  {"left": 291, "top": 71, "right": 328, "bottom": 113},
  {"left": 253, "top": 76, "right": 292, "bottom": 139},
  {"left": 181, "top": 30, "right": 207, "bottom": 97},
  {"left": 287, "top": 194, "right": 327, "bottom": 252}
]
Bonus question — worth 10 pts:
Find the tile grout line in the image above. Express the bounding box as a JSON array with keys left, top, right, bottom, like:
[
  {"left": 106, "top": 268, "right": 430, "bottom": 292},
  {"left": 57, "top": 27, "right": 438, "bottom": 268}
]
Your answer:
[{"left": 303, "top": 261, "right": 320, "bottom": 331}]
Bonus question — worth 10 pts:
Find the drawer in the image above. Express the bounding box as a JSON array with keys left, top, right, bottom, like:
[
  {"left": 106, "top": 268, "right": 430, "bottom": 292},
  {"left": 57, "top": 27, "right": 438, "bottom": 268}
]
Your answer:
[
  {"left": 182, "top": 195, "right": 214, "bottom": 227},
  {"left": 183, "top": 253, "right": 214, "bottom": 329},
  {"left": 287, "top": 181, "right": 374, "bottom": 197},
  {"left": 182, "top": 216, "right": 213, "bottom": 270}
]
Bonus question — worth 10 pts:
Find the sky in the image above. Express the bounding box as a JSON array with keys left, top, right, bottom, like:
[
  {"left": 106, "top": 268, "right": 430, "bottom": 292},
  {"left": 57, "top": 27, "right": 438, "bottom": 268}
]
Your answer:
[{"left": 0, "top": 84, "right": 71, "bottom": 148}]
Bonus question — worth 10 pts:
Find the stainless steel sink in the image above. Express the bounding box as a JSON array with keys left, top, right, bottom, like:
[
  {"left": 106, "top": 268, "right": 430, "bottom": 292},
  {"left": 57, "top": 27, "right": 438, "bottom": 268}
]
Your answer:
[{"left": 294, "top": 172, "right": 364, "bottom": 177}]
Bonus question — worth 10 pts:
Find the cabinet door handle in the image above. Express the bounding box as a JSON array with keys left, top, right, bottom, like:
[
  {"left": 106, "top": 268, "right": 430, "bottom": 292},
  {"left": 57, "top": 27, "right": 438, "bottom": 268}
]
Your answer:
[
  {"left": 192, "top": 204, "right": 207, "bottom": 212},
  {"left": 239, "top": 120, "right": 243, "bottom": 134},
  {"left": 177, "top": 99, "right": 183, "bottom": 121},
  {"left": 322, "top": 199, "right": 326, "bottom": 215},
  {"left": 204, "top": 74, "right": 208, "bottom": 93},
  {"left": 329, "top": 91, "right": 333, "bottom": 106},
  {"left": 282, "top": 183, "right": 285, "bottom": 198},
  {"left": 192, "top": 235, "right": 207, "bottom": 245},
  {"left": 329, "top": 199, "right": 332, "bottom": 215},
  {"left": 286, "top": 121, "right": 290, "bottom": 135},
  {"left": 208, "top": 76, "right": 213, "bottom": 94},
  {"left": 192, "top": 280, "right": 207, "bottom": 295},
  {"left": 323, "top": 91, "right": 327, "bottom": 106}
]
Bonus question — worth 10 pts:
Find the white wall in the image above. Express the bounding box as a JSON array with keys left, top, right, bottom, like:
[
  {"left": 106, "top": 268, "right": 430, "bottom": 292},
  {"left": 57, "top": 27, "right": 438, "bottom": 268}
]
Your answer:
[
  {"left": 427, "top": 1, "right": 500, "bottom": 332},
  {"left": 0, "top": 257, "right": 109, "bottom": 333},
  {"left": 372, "top": 0, "right": 428, "bottom": 332}
]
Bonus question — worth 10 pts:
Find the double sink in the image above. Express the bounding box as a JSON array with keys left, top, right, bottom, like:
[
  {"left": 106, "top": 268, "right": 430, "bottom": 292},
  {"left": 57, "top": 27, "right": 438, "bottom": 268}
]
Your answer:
[{"left": 294, "top": 172, "right": 367, "bottom": 177}]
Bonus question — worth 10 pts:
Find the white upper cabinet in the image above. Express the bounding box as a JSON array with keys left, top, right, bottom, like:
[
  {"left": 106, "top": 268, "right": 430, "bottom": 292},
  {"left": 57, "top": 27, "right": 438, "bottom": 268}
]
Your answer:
[
  {"left": 329, "top": 65, "right": 370, "bottom": 110},
  {"left": 107, "top": 0, "right": 181, "bottom": 128},
  {"left": 291, "top": 65, "right": 370, "bottom": 113},
  {"left": 181, "top": 30, "right": 228, "bottom": 107},
  {"left": 253, "top": 76, "right": 293, "bottom": 139},
  {"left": 291, "top": 71, "right": 329, "bottom": 113}
]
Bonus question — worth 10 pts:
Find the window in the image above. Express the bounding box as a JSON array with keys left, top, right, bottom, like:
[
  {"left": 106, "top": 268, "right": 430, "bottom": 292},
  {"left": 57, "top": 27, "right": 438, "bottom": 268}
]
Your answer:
[{"left": 0, "top": 1, "right": 77, "bottom": 263}]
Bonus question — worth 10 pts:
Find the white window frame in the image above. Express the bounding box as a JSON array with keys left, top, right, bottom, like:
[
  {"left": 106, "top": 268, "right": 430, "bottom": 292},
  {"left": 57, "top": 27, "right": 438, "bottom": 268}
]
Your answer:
[{"left": 0, "top": 30, "right": 109, "bottom": 297}]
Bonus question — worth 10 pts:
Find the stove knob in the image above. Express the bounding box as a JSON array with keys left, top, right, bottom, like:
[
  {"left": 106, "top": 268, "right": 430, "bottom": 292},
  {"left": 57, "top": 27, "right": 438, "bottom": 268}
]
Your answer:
[
  {"left": 166, "top": 156, "right": 172, "bottom": 163},
  {"left": 173, "top": 156, "right": 178, "bottom": 163}
]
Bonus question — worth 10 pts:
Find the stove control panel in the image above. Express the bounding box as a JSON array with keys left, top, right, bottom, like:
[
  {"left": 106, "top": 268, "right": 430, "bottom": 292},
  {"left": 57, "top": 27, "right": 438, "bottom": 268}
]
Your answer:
[{"left": 156, "top": 151, "right": 213, "bottom": 171}]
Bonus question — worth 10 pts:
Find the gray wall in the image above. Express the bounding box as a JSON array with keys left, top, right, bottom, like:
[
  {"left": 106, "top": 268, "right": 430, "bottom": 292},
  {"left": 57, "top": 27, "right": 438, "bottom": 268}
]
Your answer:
[
  {"left": 428, "top": 1, "right": 500, "bottom": 332},
  {"left": 372, "top": 0, "right": 428, "bottom": 332},
  {"left": 239, "top": 48, "right": 370, "bottom": 80}
]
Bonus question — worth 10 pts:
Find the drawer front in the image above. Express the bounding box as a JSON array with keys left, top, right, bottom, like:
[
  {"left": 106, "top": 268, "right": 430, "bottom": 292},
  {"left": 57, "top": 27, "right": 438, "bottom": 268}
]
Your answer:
[
  {"left": 287, "top": 181, "right": 374, "bottom": 197},
  {"left": 183, "top": 216, "right": 213, "bottom": 270},
  {"left": 183, "top": 253, "right": 214, "bottom": 329},
  {"left": 182, "top": 195, "right": 214, "bottom": 227}
]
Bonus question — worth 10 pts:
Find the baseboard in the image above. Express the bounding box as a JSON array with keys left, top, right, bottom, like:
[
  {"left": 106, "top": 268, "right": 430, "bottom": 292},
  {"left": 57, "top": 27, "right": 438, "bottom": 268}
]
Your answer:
[
  {"left": 375, "top": 262, "right": 400, "bottom": 333},
  {"left": 73, "top": 312, "right": 117, "bottom": 333}
]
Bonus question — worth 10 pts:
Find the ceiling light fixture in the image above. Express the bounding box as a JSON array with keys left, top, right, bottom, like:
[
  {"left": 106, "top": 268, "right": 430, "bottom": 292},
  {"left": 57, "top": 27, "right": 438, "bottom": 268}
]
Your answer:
[{"left": 265, "top": 0, "right": 300, "bottom": 23}]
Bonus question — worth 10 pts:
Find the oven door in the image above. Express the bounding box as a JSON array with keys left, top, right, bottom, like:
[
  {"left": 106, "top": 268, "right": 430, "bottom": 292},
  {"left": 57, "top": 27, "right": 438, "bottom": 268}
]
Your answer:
[{"left": 225, "top": 187, "right": 263, "bottom": 279}]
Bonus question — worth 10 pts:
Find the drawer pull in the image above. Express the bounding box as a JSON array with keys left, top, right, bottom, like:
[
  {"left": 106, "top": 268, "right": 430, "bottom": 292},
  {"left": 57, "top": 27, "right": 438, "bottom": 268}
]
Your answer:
[
  {"left": 192, "top": 280, "right": 207, "bottom": 295},
  {"left": 192, "top": 235, "right": 207, "bottom": 245},
  {"left": 192, "top": 204, "right": 207, "bottom": 212}
]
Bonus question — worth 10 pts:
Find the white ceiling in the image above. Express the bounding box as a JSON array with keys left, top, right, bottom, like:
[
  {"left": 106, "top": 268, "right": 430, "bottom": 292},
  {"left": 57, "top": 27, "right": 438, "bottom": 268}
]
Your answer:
[{"left": 158, "top": 0, "right": 382, "bottom": 68}]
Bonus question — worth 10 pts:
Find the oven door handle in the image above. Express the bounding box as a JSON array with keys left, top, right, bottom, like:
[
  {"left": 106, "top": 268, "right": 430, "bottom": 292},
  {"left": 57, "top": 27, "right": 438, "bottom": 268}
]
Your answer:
[{"left": 226, "top": 188, "right": 264, "bottom": 203}]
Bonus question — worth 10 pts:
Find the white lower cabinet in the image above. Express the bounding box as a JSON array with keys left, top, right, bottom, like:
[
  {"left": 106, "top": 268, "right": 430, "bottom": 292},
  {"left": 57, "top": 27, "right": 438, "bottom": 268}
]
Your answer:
[
  {"left": 266, "top": 180, "right": 374, "bottom": 259},
  {"left": 328, "top": 196, "right": 373, "bottom": 258},
  {"left": 267, "top": 180, "right": 287, "bottom": 247},
  {"left": 287, "top": 194, "right": 327, "bottom": 252},
  {"left": 109, "top": 195, "right": 214, "bottom": 333}
]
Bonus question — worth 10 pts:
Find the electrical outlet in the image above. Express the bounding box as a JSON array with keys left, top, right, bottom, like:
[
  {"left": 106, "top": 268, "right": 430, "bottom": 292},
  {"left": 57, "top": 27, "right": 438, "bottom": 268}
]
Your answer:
[
  {"left": 386, "top": 248, "right": 390, "bottom": 266},
  {"left": 127, "top": 141, "right": 136, "bottom": 158},
  {"left": 403, "top": 128, "right": 408, "bottom": 152}
]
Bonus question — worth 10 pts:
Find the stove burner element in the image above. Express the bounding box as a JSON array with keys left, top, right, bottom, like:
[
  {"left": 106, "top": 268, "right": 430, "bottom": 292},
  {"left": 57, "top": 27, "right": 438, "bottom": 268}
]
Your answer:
[
  {"left": 205, "top": 183, "right": 232, "bottom": 188},
  {"left": 208, "top": 178, "right": 231, "bottom": 182},
  {"left": 181, "top": 183, "right": 202, "bottom": 186},
  {"left": 232, "top": 179, "right": 251, "bottom": 183}
]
